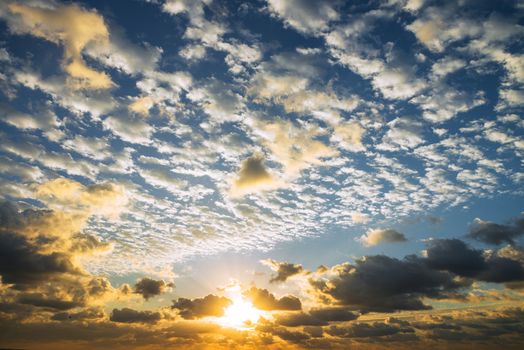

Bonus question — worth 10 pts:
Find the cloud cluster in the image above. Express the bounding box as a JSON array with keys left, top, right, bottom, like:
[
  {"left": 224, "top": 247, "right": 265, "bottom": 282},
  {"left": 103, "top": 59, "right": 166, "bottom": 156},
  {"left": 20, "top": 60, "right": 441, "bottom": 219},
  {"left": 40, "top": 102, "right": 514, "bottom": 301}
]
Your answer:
[
  {"left": 5, "top": 3, "right": 112, "bottom": 89},
  {"left": 0, "top": 196, "right": 123, "bottom": 320},
  {"left": 310, "top": 239, "right": 524, "bottom": 313},
  {"left": 244, "top": 287, "right": 301, "bottom": 311},
  {"left": 468, "top": 216, "right": 524, "bottom": 245},
  {"left": 172, "top": 294, "right": 232, "bottom": 319}
]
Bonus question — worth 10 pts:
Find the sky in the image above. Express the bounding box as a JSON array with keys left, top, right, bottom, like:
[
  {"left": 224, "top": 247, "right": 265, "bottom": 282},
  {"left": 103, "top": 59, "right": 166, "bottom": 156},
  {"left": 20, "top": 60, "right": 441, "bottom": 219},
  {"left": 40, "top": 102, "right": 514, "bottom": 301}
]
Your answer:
[{"left": 0, "top": 0, "right": 523, "bottom": 349}]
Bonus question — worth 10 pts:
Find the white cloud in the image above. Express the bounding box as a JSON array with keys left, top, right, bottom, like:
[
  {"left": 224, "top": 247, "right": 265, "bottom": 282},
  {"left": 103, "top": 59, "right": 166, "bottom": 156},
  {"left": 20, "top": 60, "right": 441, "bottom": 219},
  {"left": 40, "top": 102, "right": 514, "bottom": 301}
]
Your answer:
[
  {"left": 377, "top": 118, "right": 425, "bottom": 151},
  {"left": 266, "top": 0, "right": 340, "bottom": 34},
  {"left": 103, "top": 115, "right": 154, "bottom": 145},
  {"left": 358, "top": 228, "right": 407, "bottom": 247}
]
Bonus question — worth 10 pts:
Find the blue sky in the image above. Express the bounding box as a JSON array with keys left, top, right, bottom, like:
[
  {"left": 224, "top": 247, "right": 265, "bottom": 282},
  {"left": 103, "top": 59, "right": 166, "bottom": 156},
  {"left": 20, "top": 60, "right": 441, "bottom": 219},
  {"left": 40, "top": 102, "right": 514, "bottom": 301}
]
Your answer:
[{"left": 0, "top": 0, "right": 523, "bottom": 349}]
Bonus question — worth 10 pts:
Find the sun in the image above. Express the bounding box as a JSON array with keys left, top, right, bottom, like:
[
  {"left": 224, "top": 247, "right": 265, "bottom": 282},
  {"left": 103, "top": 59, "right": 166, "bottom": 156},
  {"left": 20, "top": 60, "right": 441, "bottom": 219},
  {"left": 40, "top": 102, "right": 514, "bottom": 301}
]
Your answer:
[{"left": 218, "top": 296, "right": 264, "bottom": 330}]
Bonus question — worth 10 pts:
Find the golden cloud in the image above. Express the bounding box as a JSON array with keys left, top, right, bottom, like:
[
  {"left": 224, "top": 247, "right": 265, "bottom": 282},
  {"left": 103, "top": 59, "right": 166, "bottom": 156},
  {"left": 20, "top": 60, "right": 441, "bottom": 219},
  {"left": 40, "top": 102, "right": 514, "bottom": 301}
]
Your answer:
[
  {"left": 129, "top": 96, "right": 155, "bottom": 116},
  {"left": 8, "top": 3, "right": 112, "bottom": 90},
  {"left": 35, "top": 178, "right": 127, "bottom": 219},
  {"left": 253, "top": 118, "right": 338, "bottom": 176},
  {"left": 230, "top": 153, "right": 281, "bottom": 197}
]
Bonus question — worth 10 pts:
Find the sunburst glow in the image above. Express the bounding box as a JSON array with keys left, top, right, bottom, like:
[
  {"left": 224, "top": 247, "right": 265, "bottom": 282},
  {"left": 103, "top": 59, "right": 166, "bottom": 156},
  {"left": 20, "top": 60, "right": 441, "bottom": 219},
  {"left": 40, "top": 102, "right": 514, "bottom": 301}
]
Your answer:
[{"left": 218, "top": 296, "right": 264, "bottom": 330}]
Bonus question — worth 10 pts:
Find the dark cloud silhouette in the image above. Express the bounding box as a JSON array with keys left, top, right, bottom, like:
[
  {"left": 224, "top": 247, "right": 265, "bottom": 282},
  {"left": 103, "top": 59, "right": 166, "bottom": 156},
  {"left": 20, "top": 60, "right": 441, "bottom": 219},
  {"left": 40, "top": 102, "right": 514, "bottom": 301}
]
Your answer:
[
  {"left": 468, "top": 217, "right": 524, "bottom": 245},
  {"left": 310, "top": 239, "right": 524, "bottom": 313},
  {"left": 110, "top": 307, "right": 162, "bottom": 324},
  {"left": 134, "top": 277, "right": 173, "bottom": 300},
  {"left": 310, "top": 254, "right": 461, "bottom": 313},
  {"left": 17, "top": 292, "right": 81, "bottom": 310},
  {"left": 172, "top": 294, "right": 232, "bottom": 319},
  {"left": 263, "top": 259, "right": 304, "bottom": 283},
  {"left": 425, "top": 239, "right": 524, "bottom": 283},
  {"left": 425, "top": 239, "right": 487, "bottom": 277},
  {"left": 51, "top": 307, "right": 105, "bottom": 321},
  {"left": 273, "top": 307, "right": 358, "bottom": 328},
  {"left": 327, "top": 321, "right": 414, "bottom": 338},
  {"left": 274, "top": 312, "right": 328, "bottom": 327},
  {"left": 244, "top": 287, "right": 301, "bottom": 311},
  {"left": 309, "top": 307, "right": 359, "bottom": 322},
  {"left": 0, "top": 230, "right": 79, "bottom": 289}
]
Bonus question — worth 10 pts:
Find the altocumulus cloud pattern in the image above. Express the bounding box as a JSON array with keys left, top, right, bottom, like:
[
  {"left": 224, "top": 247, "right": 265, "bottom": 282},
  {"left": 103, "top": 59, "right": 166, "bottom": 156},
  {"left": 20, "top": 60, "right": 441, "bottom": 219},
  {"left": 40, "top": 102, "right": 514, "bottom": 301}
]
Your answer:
[{"left": 0, "top": 1, "right": 523, "bottom": 349}]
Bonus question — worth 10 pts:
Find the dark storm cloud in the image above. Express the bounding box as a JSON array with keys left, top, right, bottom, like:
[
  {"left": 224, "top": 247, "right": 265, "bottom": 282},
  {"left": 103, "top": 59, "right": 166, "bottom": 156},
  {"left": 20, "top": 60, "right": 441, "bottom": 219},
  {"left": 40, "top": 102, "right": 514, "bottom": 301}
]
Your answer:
[
  {"left": 134, "top": 277, "right": 172, "bottom": 300},
  {"left": 171, "top": 294, "right": 232, "bottom": 319},
  {"left": 243, "top": 286, "right": 301, "bottom": 311},
  {"left": 468, "top": 217, "right": 524, "bottom": 245},
  {"left": 310, "top": 254, "right": 461, "bottom": 313},
  {"left": 110, "top": 307, "right": 162, "bottom": 324},
  {"left": 425, "top": 239, "right": 524, "bottom": 283}
]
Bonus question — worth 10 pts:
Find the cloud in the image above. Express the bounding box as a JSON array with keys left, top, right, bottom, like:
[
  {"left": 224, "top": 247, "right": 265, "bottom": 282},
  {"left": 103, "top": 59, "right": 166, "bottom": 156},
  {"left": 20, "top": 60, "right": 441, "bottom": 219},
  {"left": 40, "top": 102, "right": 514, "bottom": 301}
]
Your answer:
[
  {"left": 309, "top": 254, "right": 462, "bottom": 313},
  {"left": 251, "top": 118, "right": 338, "bottom": 176},
  {"left": 172, "top": 294, "right": 232, "bottom": 319},
  {"left": 308, "top": 307, "right": 358, "bottom": 323},
  {"left": 0, "top": 102, "right": 60, "bottom": 134},
  {"left": 0, "top": 229, "right": 80, "bottom": 289},
  {"left": 267, "top": 307, "right": 358, "bottom": 328},
  {"left": 243, "top": 287, "right": 301, "bottom": 311},
  {"left": 371, "top": 67, "right": 427, "bottom": 100},
  {"left": 63, "top": 135, "right": 111, "bottom": 161},
  {"left": 327, "top": 321, "right": 414, "bottom": 339},
  {"left": 134, "top": 278, "right": 173, "bottom": 300},
  {"left": 0, "top": 200, "right": 125, "bottom": 319},
  {"left": 266, "top": 0, "right": 340, "bottom": 34},
  {"left": 6, "top": 3, "right": 112, "bottom": 90},
  {"left": 249, "top": 74, "right": 309, "bottom": 102},
  {"left": 406, "top": 5, "right": 481, "bottom": 53},
  {"left": 358, "top": 228, "right": 407, "bottom": 247},
  {"left": 425, "top": 239, "right": 524, "bottom": 283},
  {"left": 262, "top": 259, "right": 304, "bottom": 283},
  {"left": 12, "top": 69, "right": 116, "bottom": 118},
  {"left": 110, "top": 307, "right": 162, "bottom": 324},
  {"left": 51, "top": 307, "right": 105, "bottom": 321},
  {"left": 230, "top": 153, "right": 280, "bottom": 197},
  {"left": 103, "top": 115, "right": 154, "bottom": 145},
  {"left": 411, "top": 84, "right": 486, "bottom": 123},
  {"left": 332, "top": 121, "right": 365, "bottom": 151},
  {"left": 35, "top": 178, "right": 127, "bottom": 219},
  {"left": 187, "top": 79, "right": 244, "bottom": 123},
  {"left": 129, "top": 96, "right": 154, "bottom": 116},
  {"left": 377, "top": 117, "right": 425, "bottom": 151},
  {"left": 138, "top": 167, "right": 186, "bottom": 194},
  {"left": 468, "top": 217, "right": 524, "bottom": 245}
]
